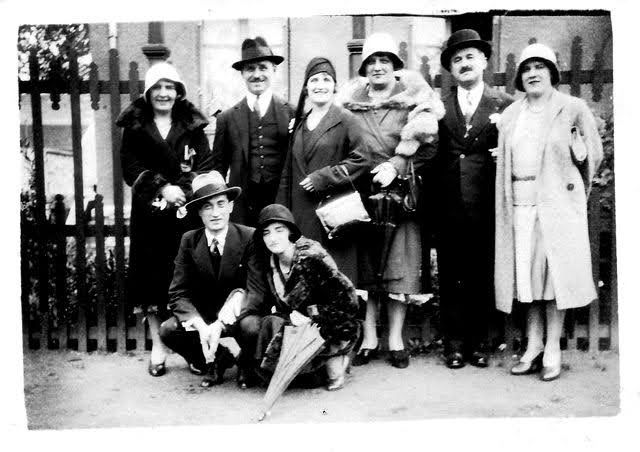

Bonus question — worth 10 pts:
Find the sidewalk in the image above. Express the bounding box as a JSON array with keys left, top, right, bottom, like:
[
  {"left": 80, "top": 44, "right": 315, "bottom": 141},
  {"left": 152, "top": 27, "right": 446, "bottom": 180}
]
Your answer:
[{"left": 22, "top": 348, "right": 619, "bottom": 428}]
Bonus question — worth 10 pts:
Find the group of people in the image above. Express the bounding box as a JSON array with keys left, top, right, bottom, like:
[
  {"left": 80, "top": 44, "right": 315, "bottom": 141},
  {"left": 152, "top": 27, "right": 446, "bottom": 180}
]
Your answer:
[{"left": 117, "top": 27, "right": 603, "bottom": 392}]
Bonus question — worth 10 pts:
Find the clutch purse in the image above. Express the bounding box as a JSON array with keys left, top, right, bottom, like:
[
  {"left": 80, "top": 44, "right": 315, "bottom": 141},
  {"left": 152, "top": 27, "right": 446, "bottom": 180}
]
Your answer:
[
  {"left": 315, "top": 166, "right": 370, "bottom": 240},
  {"left": 570, "top": 125, "right": 588, "bottom": 163}
]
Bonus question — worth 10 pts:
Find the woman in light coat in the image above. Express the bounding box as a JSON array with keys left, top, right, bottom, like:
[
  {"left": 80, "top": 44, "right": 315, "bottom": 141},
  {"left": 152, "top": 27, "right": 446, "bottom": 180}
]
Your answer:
[{"left": 494, "top": 43, "right": 603, "bottom": 381}]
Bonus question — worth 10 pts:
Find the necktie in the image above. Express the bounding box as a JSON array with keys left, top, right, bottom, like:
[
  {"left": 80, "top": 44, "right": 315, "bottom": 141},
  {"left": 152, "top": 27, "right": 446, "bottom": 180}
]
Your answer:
[
  {"left": 253, "top": 95, "right": 261, "bottom": 118},
  {"left": 210, "top": 238, "right": 221, "bottom": 276},
  {"left": 464, "top": 90, "right": 474, "bottom": 124}
]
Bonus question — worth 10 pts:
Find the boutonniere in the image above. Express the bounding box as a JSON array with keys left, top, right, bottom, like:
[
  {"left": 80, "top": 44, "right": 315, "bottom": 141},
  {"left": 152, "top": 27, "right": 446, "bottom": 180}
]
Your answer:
[
  {"left": 489, "top": 113, "right": 501, "bottom": 124},
  {"left": 288, "top": 118, "right": 295, "bottom": 134}
]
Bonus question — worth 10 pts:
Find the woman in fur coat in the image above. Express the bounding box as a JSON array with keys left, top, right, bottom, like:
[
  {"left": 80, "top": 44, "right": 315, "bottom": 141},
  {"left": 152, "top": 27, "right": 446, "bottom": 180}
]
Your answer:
[
  {"left": 494, "top": 44, "right": 603, "bottom": 381},
  {"left": 249, "top": 204, "right": 360, "bottom": 391},
  {"left": 116, "top": 62, "right": 214, "bottom": 377},
  {"left": 338, "top": 33, "right": 444, "bottom": 369}
]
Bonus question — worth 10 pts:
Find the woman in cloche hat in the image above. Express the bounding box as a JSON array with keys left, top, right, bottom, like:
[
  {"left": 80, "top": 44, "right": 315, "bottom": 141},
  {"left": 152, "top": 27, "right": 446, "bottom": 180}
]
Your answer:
[
  {"left": 116, "top": 61, "right": 214, "bottom": 377},
  {"left": 494, "top": 43, "right": 603, "bottom": 381}
]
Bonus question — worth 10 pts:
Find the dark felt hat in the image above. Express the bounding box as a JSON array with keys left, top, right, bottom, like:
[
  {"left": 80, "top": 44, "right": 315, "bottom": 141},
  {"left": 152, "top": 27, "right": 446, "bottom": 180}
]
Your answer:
[
  {"left": 231, "top": 36, "right": 284, "bottom": 71},
  {"left": 440, "top": 29, "right": 492, "bottom": 72},
  {"left": 257, "top": 204, "right": 301, "bottom": 242},
  {"left": 184, "top": 171, "right": 241, "bottom": 211},
  {"left": 304, "top": 57, "right": 337, "bottom": 85}
]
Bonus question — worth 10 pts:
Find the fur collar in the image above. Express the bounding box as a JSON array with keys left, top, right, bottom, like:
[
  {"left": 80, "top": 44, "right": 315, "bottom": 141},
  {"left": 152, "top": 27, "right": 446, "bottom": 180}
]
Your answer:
[
  {"left": 116, "top": 97, "right": 209, "bottom": 131},
  {"left": 338, "top": 70, "right": 437, "bottom": 112}
]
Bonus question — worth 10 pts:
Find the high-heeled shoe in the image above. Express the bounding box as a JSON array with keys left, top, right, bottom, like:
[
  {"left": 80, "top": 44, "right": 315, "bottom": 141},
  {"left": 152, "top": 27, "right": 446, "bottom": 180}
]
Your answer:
[
  {"left": 326, "top": 355, "right": 349, "bottom": 391},
  {"left": 540, "top": 364, "right": 562, "bottom": 381},
  {"left": 352, "top": 346, "right": 379, "bottom": 367},
  {"left": 148, "top": 361, "right": 166, "bottom": 377},
  {"left": 510, "top": 352, "right": 543, "bottom": 375}
]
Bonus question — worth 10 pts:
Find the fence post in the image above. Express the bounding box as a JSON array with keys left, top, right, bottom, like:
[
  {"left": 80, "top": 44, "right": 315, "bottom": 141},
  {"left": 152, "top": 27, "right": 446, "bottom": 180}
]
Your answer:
[
  {"left": 52, "top": 194, "right": 68, "bottom": 350},
  {"left": 592, "top": 49, "right": 604, "bottom": 103},
  {"left": 69, "top": 47, "right": 88, "bottom": 352},
  {"left": 109, "top": 47, "right": 128, "bottom": 353},
  {"left": 20, "top": 199, "right": 31, "bottom": 350},
  {"left": 29, "top": 48, "right": 50, "bottom": 350},
  {"left": 504, "top": 53, "right": 516, "bottom": 95},
  {"left": 570, "top": 36, "right": 583, "bottom": 97},
  {"left": 609, "top": 191, "right": 618, "bottom": 351},
  {"left": 588, "top": 187, "right": 602, "bottom": 353},
  {"left": 94, "top": 194, "right": 108, "bottom": 351}
]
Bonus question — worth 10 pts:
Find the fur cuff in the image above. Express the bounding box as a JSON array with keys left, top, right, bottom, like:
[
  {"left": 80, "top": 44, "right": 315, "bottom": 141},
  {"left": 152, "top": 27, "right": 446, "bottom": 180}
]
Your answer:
[{"left": 132, "top": 170, "right": 168, "bottom": 205}]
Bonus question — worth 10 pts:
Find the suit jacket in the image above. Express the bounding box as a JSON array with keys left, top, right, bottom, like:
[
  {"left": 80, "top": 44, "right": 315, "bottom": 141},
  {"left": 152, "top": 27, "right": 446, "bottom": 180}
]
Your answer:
[
  {"left": 212, "top": 95, "right": 293, "bottom": 224},
  {"left": 168, "top": 222, "right": 262, "bottom": 324},
  {"left": 436, "top": 84, "right": 514, "bottom": 227}
]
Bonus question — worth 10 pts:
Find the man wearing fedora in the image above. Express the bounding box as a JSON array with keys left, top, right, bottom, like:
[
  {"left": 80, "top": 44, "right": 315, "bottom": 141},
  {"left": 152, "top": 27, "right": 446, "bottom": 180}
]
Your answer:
[
  {"left": 435, "top": 29, "right": 514, "bottom": 369},
  {"left": 212, "top": 37, "right": 294, "bottom": 227},
  {"left": 159, "top": 171, "right": 266, "bottom": 387}
]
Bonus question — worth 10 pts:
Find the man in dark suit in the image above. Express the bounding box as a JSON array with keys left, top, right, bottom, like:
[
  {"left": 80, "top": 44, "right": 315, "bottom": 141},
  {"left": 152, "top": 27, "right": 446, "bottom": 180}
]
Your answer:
[
  {"left": 434, "top": 29, "right": 514, "bottom": 369},
  {"left": 159, "top": 171, "right": 265, "bottom": 387},
  {"left": 212, "top": 37, "right": 293, "bottom": 226}
]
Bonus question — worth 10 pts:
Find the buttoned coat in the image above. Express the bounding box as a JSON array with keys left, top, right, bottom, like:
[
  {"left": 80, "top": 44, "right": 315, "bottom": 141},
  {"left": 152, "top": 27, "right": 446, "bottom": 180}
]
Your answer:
[
  {"left": 168, "top": 223, "right": 260, "bottom": 324},
  {"left": 275, "top": 104, "right": 371, "bottom": 283},
  {"left": 212, "top": 96, "right": 293, "bottom": 224},
  {"left": 494, "top": 90, "right": 603, "bottom": 313}
]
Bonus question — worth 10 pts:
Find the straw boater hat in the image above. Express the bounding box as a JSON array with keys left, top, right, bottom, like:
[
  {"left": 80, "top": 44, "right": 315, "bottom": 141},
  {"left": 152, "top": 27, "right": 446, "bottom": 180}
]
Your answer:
[
  {"left": 143, "top": 61, "right": 186, "bottom": 99},
  {"left": 515, "top": 43, "right": 560, "bottom": 92},
  {"left": 184, "top": 171, "right": 241, "bottom": 211},
  {"left": 440, "top": 29, "right": 492, "bottom": 72},
  {"left": 231, "top": 37, "right": 284, "bottom": 71},
  {"left": 358, "top": 32, "right": 404, "bottom": 77}
]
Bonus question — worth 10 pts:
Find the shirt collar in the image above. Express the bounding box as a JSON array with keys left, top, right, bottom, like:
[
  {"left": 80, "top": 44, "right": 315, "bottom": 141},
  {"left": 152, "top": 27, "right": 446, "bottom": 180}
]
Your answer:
[
  {"left": 246, "top": 89, "right": 273, "bottom": 114},
  {"left": 457, "top": 82, "right": 485, "bottom": 103},
  {"left": 204, "top": 226, "right": 228, "bottom": 255}
]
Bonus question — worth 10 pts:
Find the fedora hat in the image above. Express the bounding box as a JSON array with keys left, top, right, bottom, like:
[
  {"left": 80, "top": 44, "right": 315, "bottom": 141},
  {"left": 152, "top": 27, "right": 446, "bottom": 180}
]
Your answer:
[
  {"left": 231, "top": 37, "right": 284, "bottom": 71},
  {"left": 358, "top": 32, "right": 404, "bottom": 77},
  {"left": 440, "top": 29, "right": 492, "bottom": 72},
  {"left": 257, "top": 204, "right": 301, "bottom": 242},
  {"left": 515, "top": 43, "right": 560, "bottom": 91},
  {"left": 184, "top": 171, "right": 241, "bottom": 211}
]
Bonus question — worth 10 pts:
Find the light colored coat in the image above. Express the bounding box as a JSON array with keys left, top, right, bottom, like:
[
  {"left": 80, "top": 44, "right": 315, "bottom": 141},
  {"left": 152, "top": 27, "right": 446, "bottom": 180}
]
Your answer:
[{"left": 494, "top": 90, "right": 603, "bottom": 313}]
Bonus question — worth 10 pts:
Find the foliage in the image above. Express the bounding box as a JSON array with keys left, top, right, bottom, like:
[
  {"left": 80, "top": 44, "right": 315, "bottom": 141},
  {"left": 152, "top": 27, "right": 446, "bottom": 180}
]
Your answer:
[
  {"left": 592, "top": 113, "right": 615, "bottom": 212},
  {"left": 17, "top": 24, "right": 90, "bottom": 81}
]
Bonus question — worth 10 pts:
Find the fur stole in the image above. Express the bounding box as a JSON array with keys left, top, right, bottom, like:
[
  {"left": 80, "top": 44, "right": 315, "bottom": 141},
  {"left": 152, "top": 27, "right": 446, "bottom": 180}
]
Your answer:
[{"left": 337, "top": 70, "right": 445, "bottom": 157}]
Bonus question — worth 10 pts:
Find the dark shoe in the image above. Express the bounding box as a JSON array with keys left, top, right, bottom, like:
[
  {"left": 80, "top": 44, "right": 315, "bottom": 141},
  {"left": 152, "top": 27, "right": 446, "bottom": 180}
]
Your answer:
[
  {"left": 511, "top": 352, "right": 543, "bottom": 376},
  {"left": 352, "top": 346, "right": 379, "bottom": 367},
  {"left": 445, "top": 351, "right": 465, "bottom": 369},
  {"left": 236, "top": 367, "right": 260, "bottom": 389},
  {"left": 540, "top": 365, "right": 562, "bottom": 382},
  {"left": 201, "top": 362, "right": 224, "bottom": 387},
  {"left": 389, "top": 350, "right": 410, "bottom": 369},
  {"left": 148, "top": 361, "right": 166, "bottom": 377},
  {"left": 189, "top": 362, "right": 205, "bottom": 376},
  {"left": 469, "top": 351, "right": 489, "bottom": 368}
]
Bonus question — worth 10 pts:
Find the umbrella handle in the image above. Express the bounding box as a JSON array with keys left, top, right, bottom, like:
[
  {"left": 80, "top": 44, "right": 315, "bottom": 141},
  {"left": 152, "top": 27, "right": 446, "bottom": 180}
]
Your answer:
[{"left": 257, "top": 410, "right": 270, "bottom": 422}]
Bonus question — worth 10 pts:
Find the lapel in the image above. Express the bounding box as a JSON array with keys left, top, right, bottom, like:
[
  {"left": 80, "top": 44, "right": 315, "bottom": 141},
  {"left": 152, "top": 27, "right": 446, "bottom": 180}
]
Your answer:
[
  {"left": 466, "top": 84, "right": 498, "bottom": 142},
  {"left": 272, "top": 96, "right": 290, "bottom": 138},
  {"left": 535, "top": 90, "right": 565, "bottom": 173},
  {"left": 143, "top": 120, "right": 181, "bottom": 170},
  {"left": 231, "top": 99, "right": 251, "bottom": 163},
  {"left": 218, "top": 223, "right": 244, "bottom": 284},
  {"left": 193, "top": 230, "right": 217, "bottom": 280},
  {"left": 442, "top": 89, "right": 467, "bottom": 139},
  {"left": 295, "top": 104, "right": 342, "bottom": 170}
]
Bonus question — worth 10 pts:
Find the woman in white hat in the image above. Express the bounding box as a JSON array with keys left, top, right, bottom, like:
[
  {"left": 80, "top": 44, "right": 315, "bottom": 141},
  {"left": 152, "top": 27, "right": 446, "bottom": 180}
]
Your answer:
[
  {"left": 494, "top": 43, "right": 603, "bottom": 380},
  {"left": 116, "top": 61, "right": 214, "bottom": 377}
]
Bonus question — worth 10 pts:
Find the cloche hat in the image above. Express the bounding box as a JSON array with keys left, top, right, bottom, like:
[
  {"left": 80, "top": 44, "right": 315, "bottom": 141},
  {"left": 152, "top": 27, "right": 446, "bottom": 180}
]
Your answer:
[
  {"left": 232, "top": 36, "right": 284, "bottom": 71},
  {"left": 515, "top": 43, "right": 560, "bottom": 92},
  {"left": 440, "top": 29, "right": 492, "bottom": 72},
  {"left": 358, "top": 32, "right": 404, "bottom": 77},
  {"left": 144, "top": 61, "right": 186, "bottom": 99},
  {"left": 184, "top": 171, "right": 241, "bottom": 211},
  {"left": 257, "top": 204, "right": 301, "bottom": 242}
]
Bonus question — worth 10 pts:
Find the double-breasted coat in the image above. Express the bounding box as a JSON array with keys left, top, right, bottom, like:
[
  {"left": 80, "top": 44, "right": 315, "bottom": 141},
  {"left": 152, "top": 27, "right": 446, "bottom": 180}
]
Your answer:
[
  {"left": 212, "top": 96, "right": 293, "bottom": 224},
  {"left": 433, "top": 84, "right": 514, "bottom": 350},
  {"left": 495, "top": 90, "right": 603, "bottom": 313},
  {"left": 116, "top": 98, "right": 214, "bottom": 312},
  {"left": 275, "top": 104, "right": 371, "bottom": 283}
]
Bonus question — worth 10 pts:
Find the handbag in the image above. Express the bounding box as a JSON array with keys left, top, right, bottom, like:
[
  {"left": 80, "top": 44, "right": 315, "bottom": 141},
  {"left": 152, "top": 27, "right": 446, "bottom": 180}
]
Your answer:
[
  {"left": 569, "top": 125, "right": 588, "bottom": 163},
  {"left": 398, "top": 160, "right": 421, "bottom": 215},
  {"left": 315, "top": 165, "right": 370, "bottom": 240}
]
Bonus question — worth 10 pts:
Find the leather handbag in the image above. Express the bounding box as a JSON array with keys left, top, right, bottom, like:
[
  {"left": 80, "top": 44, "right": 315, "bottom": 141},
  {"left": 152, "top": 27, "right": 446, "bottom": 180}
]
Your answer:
[
  {"left": 569, "top": 125, "right": 588, "bottom": 162},
  {"left": 315, "top": 165, "right": 370, "bottom": 240},
  {"left": 399, "top": 160, "right": 421, "bottom": 215}
]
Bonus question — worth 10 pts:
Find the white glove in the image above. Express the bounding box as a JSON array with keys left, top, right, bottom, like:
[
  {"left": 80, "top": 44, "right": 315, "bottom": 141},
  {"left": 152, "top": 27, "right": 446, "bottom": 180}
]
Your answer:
[{"left": 371, "top": 162, "right": 398, "bottom": 188}]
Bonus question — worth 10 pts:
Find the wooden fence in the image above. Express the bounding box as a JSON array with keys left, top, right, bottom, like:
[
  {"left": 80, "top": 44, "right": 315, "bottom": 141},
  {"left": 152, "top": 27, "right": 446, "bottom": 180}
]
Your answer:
[{"left": 20, "top": 35, "right": 616, "bottom": 354}]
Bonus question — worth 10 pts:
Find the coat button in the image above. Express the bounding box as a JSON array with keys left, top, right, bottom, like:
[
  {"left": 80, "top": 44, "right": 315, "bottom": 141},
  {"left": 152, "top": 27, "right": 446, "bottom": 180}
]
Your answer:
[
  {"left": 460, "top": 154, "right": 466, "bottom": 159},
  {"left": 567, "top": 183, "right": 574, "bottom": 191}
]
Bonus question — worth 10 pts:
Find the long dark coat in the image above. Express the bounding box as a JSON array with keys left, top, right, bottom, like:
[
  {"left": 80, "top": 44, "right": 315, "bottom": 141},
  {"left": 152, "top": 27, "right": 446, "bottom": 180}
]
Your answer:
[
  {"left": 275, "top": 104, "right": 371, "bottom": 284},
  {"left": 495, "top": 90, "right": 603, "bottom": 313},
  {"left": 116, "top": 98, "right": 214, "bottom": 312},
  {"left": 434, "top": 84, "right": 513, "bottom": 346},
  {"left": 211, "top": 96, "right": 293, "bottom": 224},
  {"left": 168, "top": 223, "right": 257, "bottom": 324}
]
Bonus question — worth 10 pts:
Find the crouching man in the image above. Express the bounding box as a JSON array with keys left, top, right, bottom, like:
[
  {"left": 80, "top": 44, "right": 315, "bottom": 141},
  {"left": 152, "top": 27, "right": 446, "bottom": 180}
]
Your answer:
[{"left": 159, "top": 171, "right": 265, "bottom": 387}]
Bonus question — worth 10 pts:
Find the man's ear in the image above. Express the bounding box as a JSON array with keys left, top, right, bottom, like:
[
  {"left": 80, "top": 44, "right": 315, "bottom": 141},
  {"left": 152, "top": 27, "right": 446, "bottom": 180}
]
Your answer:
[{"left": 228, "top": 201, "right": 234, "bottom": 213}]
